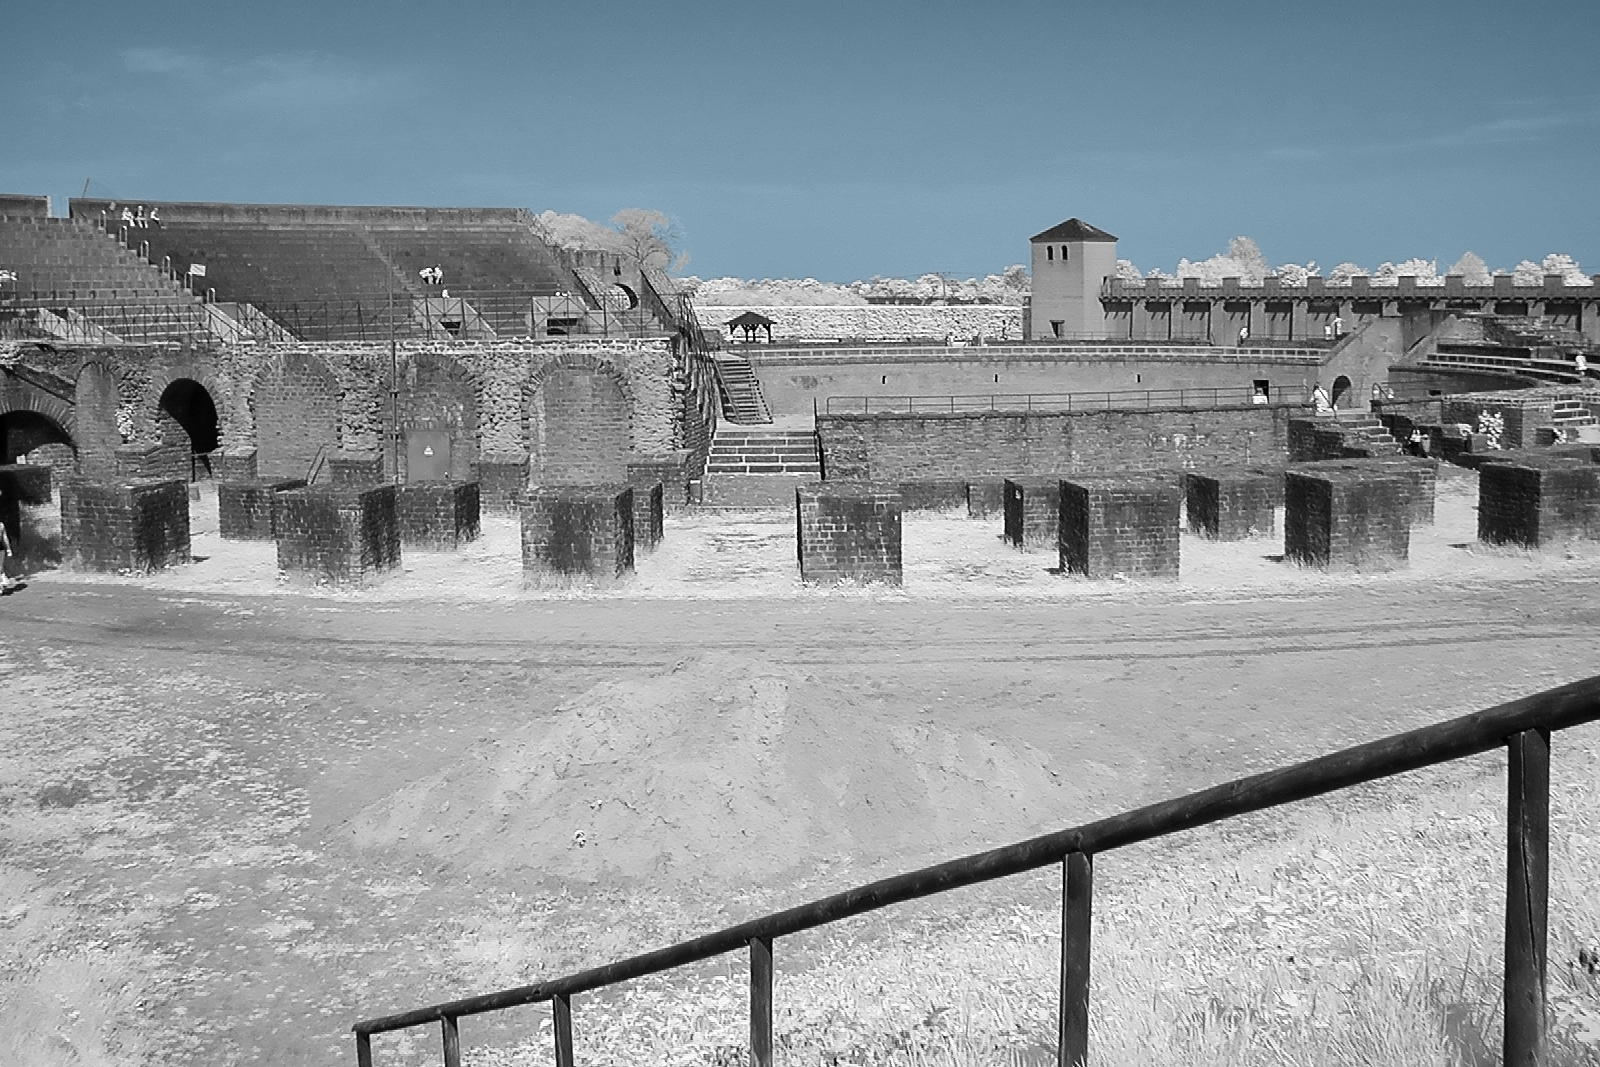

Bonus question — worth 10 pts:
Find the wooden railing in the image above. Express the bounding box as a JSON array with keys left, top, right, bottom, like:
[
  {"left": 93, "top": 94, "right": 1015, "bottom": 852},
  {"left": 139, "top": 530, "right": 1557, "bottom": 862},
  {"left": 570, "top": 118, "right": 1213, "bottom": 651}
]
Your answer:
[{"left": 352, "top": 674, "right": 1600, "bottom": 1067}]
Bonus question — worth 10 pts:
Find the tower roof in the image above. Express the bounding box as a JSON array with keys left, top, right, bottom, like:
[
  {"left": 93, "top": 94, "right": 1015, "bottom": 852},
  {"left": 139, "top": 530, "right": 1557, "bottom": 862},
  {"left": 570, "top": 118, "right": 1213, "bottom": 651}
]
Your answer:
[{"left": 1030, "top": 218, "right": 1117, "bottom": 243}]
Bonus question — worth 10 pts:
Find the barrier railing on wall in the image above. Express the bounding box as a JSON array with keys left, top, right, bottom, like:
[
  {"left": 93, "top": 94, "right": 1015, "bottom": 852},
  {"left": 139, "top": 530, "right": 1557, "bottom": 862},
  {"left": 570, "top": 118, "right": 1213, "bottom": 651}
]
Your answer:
[
  {"left": 351, "top": 675, "right": 1600, "bottom": 1067},
  {"left": 821, "top": 386, "right": 1305, "bottom": 415}
]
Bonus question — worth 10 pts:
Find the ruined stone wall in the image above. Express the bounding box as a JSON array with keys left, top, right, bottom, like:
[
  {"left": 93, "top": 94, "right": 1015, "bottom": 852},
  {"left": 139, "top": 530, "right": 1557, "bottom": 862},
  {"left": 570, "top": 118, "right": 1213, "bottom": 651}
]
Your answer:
[
  {"left": 819, "top": 405, "right": 1291, "bottom": 483},
  {"left": 699, "top": 304, "right": 1023, "bottom": 343}
]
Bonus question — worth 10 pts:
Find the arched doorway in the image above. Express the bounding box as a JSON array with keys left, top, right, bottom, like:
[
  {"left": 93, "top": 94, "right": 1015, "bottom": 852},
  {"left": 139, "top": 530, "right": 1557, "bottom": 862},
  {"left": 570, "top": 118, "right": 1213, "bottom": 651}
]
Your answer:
[
  {"left": 1331, "top": 375, "right": 1353, "bottom": 410},
  {"left": 528, "top": 359, "right": 631, "bottom": 484},
  {"left": 158, "top": 378, "right": 220, "bottom": 479},
  {"left": 0, "top": 409, "right": 74, "bottom": 466}
]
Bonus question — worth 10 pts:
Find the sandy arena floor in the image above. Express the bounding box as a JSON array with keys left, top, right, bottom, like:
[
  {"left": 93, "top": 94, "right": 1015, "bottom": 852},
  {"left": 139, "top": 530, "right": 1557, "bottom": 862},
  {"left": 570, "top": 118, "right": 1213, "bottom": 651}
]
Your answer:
[{"left": 2, "top": 466, "right": 1599, "bottom": 1066}]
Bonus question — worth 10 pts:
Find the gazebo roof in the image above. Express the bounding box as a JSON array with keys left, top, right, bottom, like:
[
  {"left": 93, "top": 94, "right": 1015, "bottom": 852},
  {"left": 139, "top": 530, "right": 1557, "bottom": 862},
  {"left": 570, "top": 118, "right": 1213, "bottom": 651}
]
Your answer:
[
  {"left": 1030, "top": 218, "right": 1117, "bottom": 243},
  {"left": 726, "top": 311, "right": 776, "bottom": 327}
]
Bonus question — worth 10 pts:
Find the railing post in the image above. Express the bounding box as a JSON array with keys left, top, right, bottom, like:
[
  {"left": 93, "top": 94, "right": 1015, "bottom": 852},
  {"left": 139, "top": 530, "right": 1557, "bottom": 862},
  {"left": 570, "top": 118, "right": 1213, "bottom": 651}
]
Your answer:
[
  {"left": 441, "top": 1015, "right": 460, "bottom": 1067},
  {"left": 750, "top": 936, "right": 773, "bottom": 1067},
  {"left": 1059, "top": 851, "right": 1092, "bottom": 1067},
  {"left": 355, "top": 1031, "right": 373, "bottom": 1067},
  {"left": 1505, "top": 728, "right": 1550, "bottom": 1067},
  {"left": 553, "top": 993, "right": 574, "bottom": 1067}
]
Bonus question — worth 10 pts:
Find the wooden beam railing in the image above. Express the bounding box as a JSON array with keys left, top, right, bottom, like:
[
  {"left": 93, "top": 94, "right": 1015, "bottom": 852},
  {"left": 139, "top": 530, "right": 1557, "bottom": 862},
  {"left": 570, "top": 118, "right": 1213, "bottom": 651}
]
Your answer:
[{"left": 353, "top": 674, "right": 1600, "bottom": 1067}]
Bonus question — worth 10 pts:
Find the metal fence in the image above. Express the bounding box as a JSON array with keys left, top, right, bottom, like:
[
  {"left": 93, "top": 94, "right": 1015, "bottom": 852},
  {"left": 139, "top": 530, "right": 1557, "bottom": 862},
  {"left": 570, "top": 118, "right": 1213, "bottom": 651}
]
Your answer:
[
  {"left": 352, "top": 674, "right": 1600, "bottom": 1067},
  {"left": 821, "top": 386, "right": 1304, "bottom": 415}
]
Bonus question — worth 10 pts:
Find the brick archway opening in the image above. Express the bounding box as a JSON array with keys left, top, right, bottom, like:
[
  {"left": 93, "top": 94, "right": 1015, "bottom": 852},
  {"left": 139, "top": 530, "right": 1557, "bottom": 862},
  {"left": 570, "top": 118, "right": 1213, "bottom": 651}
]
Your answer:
[
  {"left": 0, "top": 409, "right": 75, "bottom": 466},
  {"left": 158, "top": 378, "right": 221, "bottom": 457}
]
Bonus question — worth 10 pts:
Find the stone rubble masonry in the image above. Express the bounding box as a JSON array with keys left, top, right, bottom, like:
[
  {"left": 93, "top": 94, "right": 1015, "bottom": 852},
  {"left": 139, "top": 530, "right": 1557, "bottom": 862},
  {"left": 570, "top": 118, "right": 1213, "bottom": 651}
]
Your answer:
[
  {"left": 218, "top": 479, "right": 308, "bottom": 540},
  {"left": 898, "top": 479, "right": 968, "bottom": 512},
  {"left": 1185, "top": 468, "right": 1280, "bottom": 540},
  {"left": 628, "top": 481, "right": 665, "bottom": 554},
  {"left": 967, "top": 478, "right": 1005, "bottom": 519},
  {"left": 396, "top": 482, "right": 482, "bottom": 550},
  {"left": 1003, "top": 477, "right": 1062, "bottom": 548},
  {"left": 59, "top": 477, "right": 191, "bottom": 573},
  {"left": 1059, "top": 477, "right": 1182, "bottom": 579},
  {"left": 1477, "top": 457, "right": 1600, "bottom": 548},
  {"left": 697, "top": 303, "right": 1022, "bottom": 343},
  {"left": 818, "top": 406, "right": 1290, "bottom": 483},
  {"left": 627, "top": 451, "right": 695, "bottom": 515},
  {"left": 1291, "top": 456, "right": 1438, "bottom": 526},
  {"left": 1284, "top": 469, "right": 1410, "bottom": 571},
  {"left": 795, "top": 483, "right": 903, "bottom": 586},
  {"left": 274, "top": 485, "right": 401, "bottom": 586},
  {"left": 328, "top": 452, "right": 385, "bottom": 488},
  {"left": 520, "top": 486, "right": 634, "bottom": 587}
]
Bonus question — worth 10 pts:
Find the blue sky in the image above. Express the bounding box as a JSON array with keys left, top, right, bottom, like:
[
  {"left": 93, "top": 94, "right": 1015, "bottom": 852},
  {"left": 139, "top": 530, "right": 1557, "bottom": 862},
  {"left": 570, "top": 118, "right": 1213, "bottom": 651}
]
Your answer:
[{"left": 3, "top": 0, "right": 1596, "bottom": 281}]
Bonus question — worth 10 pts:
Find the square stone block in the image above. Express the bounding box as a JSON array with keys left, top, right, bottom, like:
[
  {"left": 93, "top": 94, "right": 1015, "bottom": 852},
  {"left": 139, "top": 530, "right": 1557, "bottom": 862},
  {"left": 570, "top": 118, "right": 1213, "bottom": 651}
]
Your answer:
[
  {"left": 397, "top": 481, "right": 481, "bottom": 549},
  {"left": 59, "top": 478, "right": 190, "bottom": 573},
  {"left": 1478, "top": 458, "right": 1600, "bottom": 548},
  {"left": 520, "top": 486, "right": 634, "bottom": 587},
  {"left": 796, "top": 483, "right": 902, "bottom": 585},
  {"left": 328, "top": 452, "right": 385, "bottom": 488},
  {"left": 1059, "top": 476, "right": 1181, "bottom": 579},
  {"left": 1285, "top": 469, "right": 1409, "bottom": 571},
  {"left": 1292, "top": 457, "right": 1437, "bottom": 525},
  {"left": 275, "top": 485, "right": 401, "bottom": 585},
  {"left": 627, "top": 451, "right": 694, "bottom": 515},
  {"left": 1185, "top": 468, "right": 1279, "bottom": 540},
  {"left": 627, "top": 481, "right": 664, "bottom": 554},
  {"left": 967, "top": 478, "right": 1005, "bottom": 519},
  {"left": 218, "top": 479, "right": 307, "bottom": 540}
]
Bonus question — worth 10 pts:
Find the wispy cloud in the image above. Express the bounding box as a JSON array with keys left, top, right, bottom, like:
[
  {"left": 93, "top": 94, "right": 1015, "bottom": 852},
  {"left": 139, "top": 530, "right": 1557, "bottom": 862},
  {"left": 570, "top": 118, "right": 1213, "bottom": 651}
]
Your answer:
[
  {"left": 121, "top": 46, "right": 209, "bottom": 78},
  {"left": 118, "top": 47, "right": 411, "bottom": 118}
]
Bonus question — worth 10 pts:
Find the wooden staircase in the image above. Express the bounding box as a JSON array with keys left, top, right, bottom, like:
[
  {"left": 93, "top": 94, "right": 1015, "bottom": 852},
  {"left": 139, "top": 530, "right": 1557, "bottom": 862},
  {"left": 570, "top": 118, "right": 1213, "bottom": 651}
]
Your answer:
[{"left": 711, "top": 354, "right": 773, "bottom": 424}]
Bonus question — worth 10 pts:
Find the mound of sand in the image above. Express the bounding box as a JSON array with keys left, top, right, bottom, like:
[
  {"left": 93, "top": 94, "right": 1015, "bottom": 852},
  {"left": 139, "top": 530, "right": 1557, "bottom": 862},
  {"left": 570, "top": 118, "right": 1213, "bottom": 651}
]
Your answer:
[{"left": 345, "top": 652, "right": 1090, "bottom": 884}]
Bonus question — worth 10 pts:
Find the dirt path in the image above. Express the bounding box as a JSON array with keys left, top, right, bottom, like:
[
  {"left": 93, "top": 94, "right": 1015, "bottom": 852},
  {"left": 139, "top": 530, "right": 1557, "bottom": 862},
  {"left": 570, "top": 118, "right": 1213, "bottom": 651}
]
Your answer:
[{"left": 2, "top": 575, "right": 1597, "bottom": 1065}]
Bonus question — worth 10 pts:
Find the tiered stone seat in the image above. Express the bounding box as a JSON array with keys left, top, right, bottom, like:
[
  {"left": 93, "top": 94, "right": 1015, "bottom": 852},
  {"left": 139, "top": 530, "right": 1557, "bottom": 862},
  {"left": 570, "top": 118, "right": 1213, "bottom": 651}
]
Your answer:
[{"left": 0, "top": 216, "right": 212, "bottom": 341}]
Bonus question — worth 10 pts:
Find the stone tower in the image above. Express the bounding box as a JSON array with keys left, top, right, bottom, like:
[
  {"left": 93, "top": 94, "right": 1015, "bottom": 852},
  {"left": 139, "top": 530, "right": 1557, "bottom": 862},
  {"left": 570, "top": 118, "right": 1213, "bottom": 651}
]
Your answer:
[{"left": 1027, "top": 218, "right": 1117, "bottom": 341}]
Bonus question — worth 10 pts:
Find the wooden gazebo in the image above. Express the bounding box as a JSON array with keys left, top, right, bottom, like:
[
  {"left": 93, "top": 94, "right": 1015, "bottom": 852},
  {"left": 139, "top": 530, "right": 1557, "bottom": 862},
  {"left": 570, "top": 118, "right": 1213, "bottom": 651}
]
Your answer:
[{"left": 725, "top": 311, "right": 775, "bottom": 343}]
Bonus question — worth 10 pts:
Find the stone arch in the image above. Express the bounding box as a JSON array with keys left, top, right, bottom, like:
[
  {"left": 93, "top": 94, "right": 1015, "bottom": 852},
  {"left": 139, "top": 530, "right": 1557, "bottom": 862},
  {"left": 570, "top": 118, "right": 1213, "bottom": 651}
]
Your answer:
[
  {"left": 251, "top": 350, "right": 340, "bottom": 481},
  {"left": 156, "top": 378, "right": 221, "bottom": 458},
  {"left": 1331, "top": 374, "right": 1353, "bottom": 410},
  {"left": 73, "top": 362, "right": 122, "bottom": 478},
  {"left": 393, "top": 351, "right": 478, "bottom": 482},
  {"left": 0, "top": 380, "right": 76, "bottom": 465},
  {"left": 524, "top": 351, "right": 633, "bottom": 485}
]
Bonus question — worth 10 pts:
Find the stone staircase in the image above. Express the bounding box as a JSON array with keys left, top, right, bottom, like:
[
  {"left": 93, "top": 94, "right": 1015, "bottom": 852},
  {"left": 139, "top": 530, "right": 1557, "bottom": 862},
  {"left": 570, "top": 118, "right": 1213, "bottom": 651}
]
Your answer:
[
  {"left": 1552, "top": 397, "right": 1600, "bottom": 442},
  {"left": 698, "top": 423, "right": 820, "bottom": 506},
  {"left": 1326, "top": 411, "right": 1404, "bottom": 456},
  {"left": 710, "top": 354, "right": 773, "bottom": 424}
]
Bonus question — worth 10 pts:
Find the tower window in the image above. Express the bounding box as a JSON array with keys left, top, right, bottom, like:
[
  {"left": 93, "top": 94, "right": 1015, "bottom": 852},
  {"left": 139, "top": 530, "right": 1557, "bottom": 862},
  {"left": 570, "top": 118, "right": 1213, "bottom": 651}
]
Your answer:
[
  {"left": 1060, "top": 246, "right": 1070, "bottom": 261},
  {"left": 1046, "top": 246, "right": 1054, "bottom": 261}
]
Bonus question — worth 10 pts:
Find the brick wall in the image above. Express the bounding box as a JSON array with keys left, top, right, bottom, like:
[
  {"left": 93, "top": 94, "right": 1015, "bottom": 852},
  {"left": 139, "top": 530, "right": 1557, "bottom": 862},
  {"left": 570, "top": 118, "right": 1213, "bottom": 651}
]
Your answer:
[
  {"left": 254, "top": 349, "right": 340, "bottom": 480},
  {"left": 1003, "top": 478, "right": 1061, "bottom": 548},
  {"left": 818, "top": 405, "right": 1290, "bottom": 483},
  {"left": 396, "top": 482, "right": 481, "bottom": 550},
  {"left": 213, "top": 448, "right": 258, "bottom": 482},
  {"left": 533, "top": 364, "right": 633, "bottom": 484},
  {"left": 795, "top": 484, "right": 902, "bottom": 585},
  {"left": 1185, "top": 468, "right": 1279, "bottom": 539},
  {"left": 218, "top": 479, "right": 307, "bottom": 540},
  {"left": 476, "top": 458, "right": 526, "bottom": 514},
  {"left": 274, "top": 485, "right": 401, "bottom": 585},
  {"left": 1441, "top": 394, "right": 1553, "bottom": 450},
  {"left": 898, "top": 479, "right": 967, "bottom": 512},
  {"left": 1284, "top": 469, "right": 1409, "bottom": 570},
  {"left": 1478, "top": 459, "right": 1600, "bottom": 548},
  {"left": 59, "top": 478, "right": 191, "bottom": 573},
  {"left": 520, "top": 486, "right": 634, "bottom": 587},
  {"left": 1059, "top": 476, "right": 1182, "bottom": 579}
]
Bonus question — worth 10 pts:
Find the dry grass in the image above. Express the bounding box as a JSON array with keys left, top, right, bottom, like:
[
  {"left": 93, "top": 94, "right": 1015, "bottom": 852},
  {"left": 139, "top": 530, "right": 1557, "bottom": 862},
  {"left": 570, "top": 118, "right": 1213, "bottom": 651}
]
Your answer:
[{"left": 457, "top": 729, "right": 1600, "bottom": 1067}]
